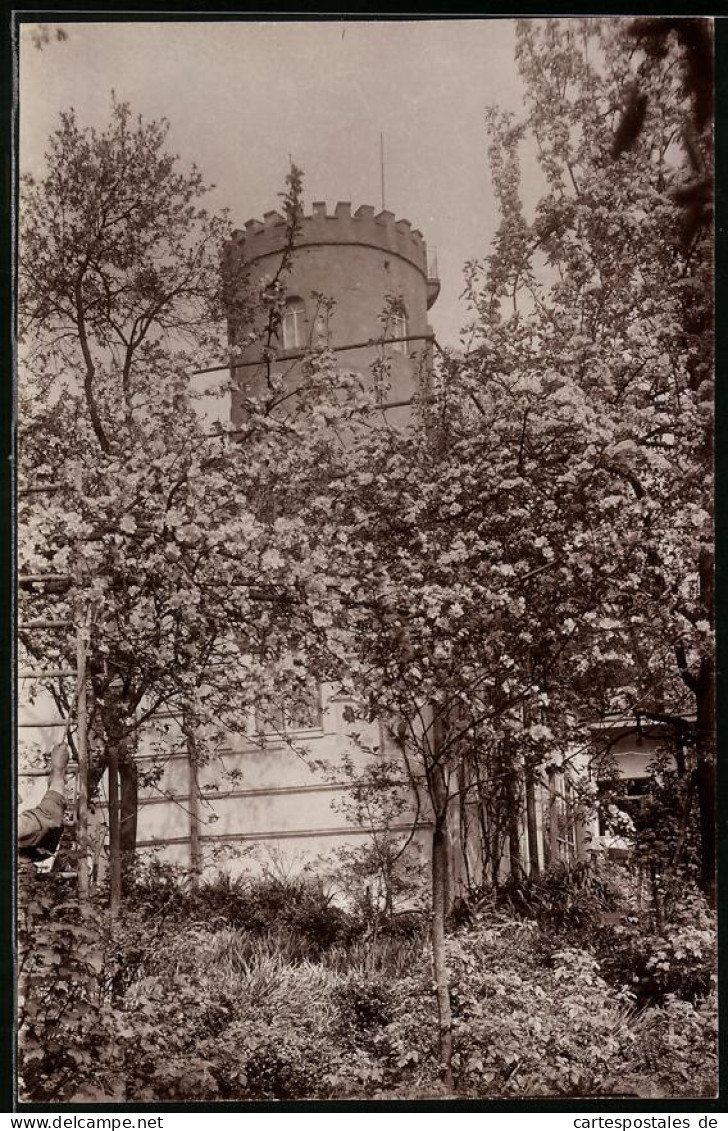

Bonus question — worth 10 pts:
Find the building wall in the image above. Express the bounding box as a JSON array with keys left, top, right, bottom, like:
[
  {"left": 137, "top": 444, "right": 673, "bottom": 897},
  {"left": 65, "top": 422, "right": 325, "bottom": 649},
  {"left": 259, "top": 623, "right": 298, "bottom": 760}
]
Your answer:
[
  {"left": 131, "top": 685, "right": 431, "bottom": 882},
  {"left": 19, "top": 683, "right": 677, "bottom": 893}
]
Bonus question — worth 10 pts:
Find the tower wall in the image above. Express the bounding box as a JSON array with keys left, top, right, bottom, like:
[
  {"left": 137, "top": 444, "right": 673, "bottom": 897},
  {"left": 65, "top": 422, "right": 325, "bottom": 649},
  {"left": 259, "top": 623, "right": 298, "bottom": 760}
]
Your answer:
[{"left": 224, "top": 202, "right": 438, "bottom": 427}]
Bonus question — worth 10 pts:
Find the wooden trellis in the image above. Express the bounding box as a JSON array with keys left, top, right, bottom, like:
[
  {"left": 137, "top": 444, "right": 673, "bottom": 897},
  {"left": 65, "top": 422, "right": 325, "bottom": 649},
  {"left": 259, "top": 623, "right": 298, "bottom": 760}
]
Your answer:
[{"left": 18, "top": 476, "right": 91, "bottom": 901}]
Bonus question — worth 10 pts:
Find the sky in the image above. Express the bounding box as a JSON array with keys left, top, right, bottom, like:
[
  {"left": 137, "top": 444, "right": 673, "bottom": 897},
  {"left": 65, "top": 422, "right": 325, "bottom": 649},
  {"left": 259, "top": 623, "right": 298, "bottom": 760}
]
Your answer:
[{"left": 19, "top": 18, "right": 533, "bottom": 348}]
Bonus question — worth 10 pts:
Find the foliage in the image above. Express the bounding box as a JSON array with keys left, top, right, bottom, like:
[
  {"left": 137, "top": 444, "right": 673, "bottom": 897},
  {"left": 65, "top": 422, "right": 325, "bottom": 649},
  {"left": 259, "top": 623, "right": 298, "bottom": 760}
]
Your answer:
[
  {"left": 498, "top": 864, "right": 619, "bottom": 933},
  {"left": 129, "top": 867, "right": 364, "bottom": 954},
  {"left": 447, "top": 924, "right": 612, "bottom": 1095},
  {"left": 128, "top": 859, "right": 426, "bottom": 953},
  {"left": 621, "top": 992, "right": 718, "bottom": 1098},
  {"left": 17, "top": 877, "right": 119, "bottom": 1103},
  {"left": 18, "top": 18, "right": 715, "bottom": 1099},
  {"left": 224, "top": 876, "right": 359, "bottom": 949},
  {"left": 468, "top": 17, "right": 715, "bottom": 898},
  {"left": 632, "top": 761, "right": 702, "bottom": 897},
  {"left": 596, "top": 915, "right": 716, "bottom": 1008},
  {"left": 329, "top": 753, "right": 428, "bottom": 925},
  {"left": 18, "top": 880, "right": 717, "bottom": 1103},
  {"left": 297, "top": 14, "right": 714, "bottom": 1076},
  {"left": 445, "top": 921, "right": 716, "bottom": 1098},
  {"left": 336, "top": 976, "right": 395, "bottom": 1033}
]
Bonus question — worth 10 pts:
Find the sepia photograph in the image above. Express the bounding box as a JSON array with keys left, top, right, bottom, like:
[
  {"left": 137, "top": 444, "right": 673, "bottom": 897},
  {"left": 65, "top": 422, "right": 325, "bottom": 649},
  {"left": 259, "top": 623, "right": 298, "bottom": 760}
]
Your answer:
[{"left": 15, "top": 16, "right": 717, "bottom": 1104}]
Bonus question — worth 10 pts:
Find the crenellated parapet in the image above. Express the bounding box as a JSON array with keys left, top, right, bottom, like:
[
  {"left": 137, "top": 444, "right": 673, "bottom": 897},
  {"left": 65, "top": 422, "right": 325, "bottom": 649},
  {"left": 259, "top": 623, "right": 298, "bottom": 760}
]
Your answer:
[{"left": 229, "top": 201, "right": 429, "bottom": 279}]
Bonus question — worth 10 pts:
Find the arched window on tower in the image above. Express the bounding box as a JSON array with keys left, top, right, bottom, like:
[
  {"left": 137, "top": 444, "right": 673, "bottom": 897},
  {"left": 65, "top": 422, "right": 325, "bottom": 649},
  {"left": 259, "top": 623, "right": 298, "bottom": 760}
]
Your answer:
[
  {"left": 390, "top": 307, "right": 409, "bottom": 355},
  {"left": 281, "top": 297, "right": 306, "bottom": 351}
]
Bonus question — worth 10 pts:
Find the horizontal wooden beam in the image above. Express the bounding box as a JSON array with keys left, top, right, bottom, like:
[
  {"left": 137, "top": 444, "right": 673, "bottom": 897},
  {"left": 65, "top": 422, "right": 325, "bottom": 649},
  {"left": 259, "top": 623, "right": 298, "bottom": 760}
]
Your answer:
[
  {"left": 136, "top": 819, "right": 432, "bottom": 849},
  {"left": 129, "top": 781, "right": 353, "bottom": 807},
  {"left": 18, "top": 720, "right": 68, "bottom": 729},
  {"left": 19, "top": 669, "right": 77, "bottom": 679},
  {"left": 18, "top": 573, "right": 72, "bottom": 584},
  {"left": 20, "top": 619, "right": 73, "bottom": 630},
  {"left": 17, "top": 483, "right": 62, "bottom": 497}
]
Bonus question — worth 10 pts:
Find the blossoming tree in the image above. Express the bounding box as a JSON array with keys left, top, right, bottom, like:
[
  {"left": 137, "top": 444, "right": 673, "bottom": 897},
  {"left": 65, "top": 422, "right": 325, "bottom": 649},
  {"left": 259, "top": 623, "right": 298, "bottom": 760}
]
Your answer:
[{"left": 18, "top": 102, "right": 352, "bottom": 911}]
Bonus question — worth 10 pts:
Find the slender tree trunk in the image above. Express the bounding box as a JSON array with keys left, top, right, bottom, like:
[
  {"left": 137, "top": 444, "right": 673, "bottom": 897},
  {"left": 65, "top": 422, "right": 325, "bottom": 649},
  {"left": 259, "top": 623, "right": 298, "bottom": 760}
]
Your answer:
[
  {"left": 695, "top": 657, "right": 716, "bottom": 908},
  {"left": 74, "top": 619, "right": 90, "bottom": 904},
  {"left": 490, "top": 803, "right": 503, "bottom": 887},
  {"left": 525, "top": 763, "right": 540, "bottom": 878},
  {"left": 187, "top": 727, "right": 202, "bottom": 889},
  {"left": 429, "top": 744, "right": 454, "bottom": 1091},
  {"left": 119, "top": 754, "right": 138, "bottom": 895},
  {"left": 505, "top": 759, "right": 523, "bottom": 881},
  {"left": 473, "top": 761, "right": 491, "bottom": 885},
  {"left": 456, "top": 758, "right": 471, "bottom": 892},
  {"left": 432, "top": 814, "right": 454, "bottom": 1090},
  {"left": 548, "top": 768, "right": 559, "bottom": 866},
  {"left": 107, "top": 744, "right": 121, "bottom": 920},
  {"left": 119, "top": 755, "right": 138, "bottom": 850}
]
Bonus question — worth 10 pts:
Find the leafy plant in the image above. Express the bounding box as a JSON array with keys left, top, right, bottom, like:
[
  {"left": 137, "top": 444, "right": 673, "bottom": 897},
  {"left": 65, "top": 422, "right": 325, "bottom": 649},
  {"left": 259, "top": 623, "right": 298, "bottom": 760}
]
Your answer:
[
  {"left": 596, "top": 916, "right": 716, "bottom": 1007},
  {"left": 498, "top": 865, "right": 619, "bottom": 935},
  {"left": 18, "top": 879, "right": 119, "bottom": 1102}
]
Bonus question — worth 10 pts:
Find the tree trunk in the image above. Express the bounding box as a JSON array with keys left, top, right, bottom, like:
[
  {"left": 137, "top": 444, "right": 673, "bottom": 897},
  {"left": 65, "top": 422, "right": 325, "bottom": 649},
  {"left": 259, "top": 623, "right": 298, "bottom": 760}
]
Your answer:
[
  {"left": 429, "top": 743, "right": 454, "bottom": 1091},
  {"left": 187, "top": 729, "right": 202, "bottom": 889},
  {"left": 548, "top": 768, "right": 560, "bottom": 866},
  {"left": 525, "top": 764, "right": 540, "bottom": 877},
  {"left": 431, "top": 815, "right": 454, "bottom": 1091},
  {"left": 119, "top": 753, "right": 138, "bottom": 895},
  {"left": 457, "top": 758, "right": 472, "bottom": 891},
  {"left": 75, "top": 623, "right": 90, "bottom": 905},
  {"left": 695, "top": 657, "right": 716, "bottom": 908},
  {"left": 107, "top": 744, "right": 121, "bottom": 920},
  {"left": 472, "top": 759, "right": 492, "bottom": 885},
  {"left": 490, "top": 803, "right": 504, "bottom": 887},
  {"left": 119, "top": 756, "right": 138, "bottom": 854},
  {"left": 505, "top": 759, "right": 523, "bottom": 881}
]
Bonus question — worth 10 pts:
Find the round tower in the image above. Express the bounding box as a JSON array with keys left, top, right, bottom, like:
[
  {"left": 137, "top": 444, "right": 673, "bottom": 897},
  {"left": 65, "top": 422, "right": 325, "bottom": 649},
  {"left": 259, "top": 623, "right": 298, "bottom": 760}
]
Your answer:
[{"left": 224, "top": 201, "right": 440, "bottom": 426}]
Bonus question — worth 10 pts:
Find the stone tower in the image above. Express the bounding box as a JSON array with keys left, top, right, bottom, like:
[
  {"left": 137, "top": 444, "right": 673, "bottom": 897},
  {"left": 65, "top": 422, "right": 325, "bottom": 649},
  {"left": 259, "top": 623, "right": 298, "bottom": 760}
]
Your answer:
[{"left": 224, "top": 201, "right": 440, "bottom": 426}]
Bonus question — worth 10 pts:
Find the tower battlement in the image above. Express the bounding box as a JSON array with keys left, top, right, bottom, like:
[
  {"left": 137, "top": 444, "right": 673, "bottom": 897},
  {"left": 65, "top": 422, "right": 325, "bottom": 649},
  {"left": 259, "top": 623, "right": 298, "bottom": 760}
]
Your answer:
[{"left": 230, "top": 202, "right": 429, "bottom": 278}]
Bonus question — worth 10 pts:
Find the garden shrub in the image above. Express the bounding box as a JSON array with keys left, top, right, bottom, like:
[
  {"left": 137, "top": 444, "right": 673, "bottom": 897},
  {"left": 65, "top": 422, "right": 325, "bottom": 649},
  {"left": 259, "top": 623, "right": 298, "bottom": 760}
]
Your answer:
[
  {"left": 446, "top": 925, "right": 634, "bottom": 1096},
  {"left": 599, "top": 993, "right": 718, "bottom": 1098},
  {"left": 17, "top": 879, "right": 120, "bottom": 1103},
  {"left": 18, "top": 872, "right": 718, "bottom": 1102},
  {"left": 125, "top": 858, "right": 198, "bottom": 925},
  {"left": 336, "top": 976, "right": 395, "bottom": 1032},
  {"left": 375, "top": 908, "right": 428, "bottom": 940},
  {"left": 129, "top": 869, "right": 364, "bottom": 955},
  {"left": 498, "top": 864, "right": 618, "bottom": 935},
  {"left": 596, "top": 918, "right": 717, "bottom": 1007},
  {"left": 321, "top": 934, "right": 426, "bottom": 977},
  {"left": 243, "top": 1041, "right": 299, "bottom": 1099},
  {"left": 634, "top": 993, "right": 718, "bottom": 1097}
]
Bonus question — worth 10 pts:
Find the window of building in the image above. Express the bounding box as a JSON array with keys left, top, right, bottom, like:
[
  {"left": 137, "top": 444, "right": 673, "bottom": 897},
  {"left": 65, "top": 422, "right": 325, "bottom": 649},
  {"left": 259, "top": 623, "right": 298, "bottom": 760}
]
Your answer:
[
  {"left": 557, "top": 775, "right": 578, "bottom": 865},
  {"left": 253, "top": 681, "right": 323, "bottom": 735},
  {"left": 390, "top": 309, "right": 408, "bottom": 355},
  {"left": 281, "top": 298, "right": 305, "bottom": 351},
  {"left": 544, "top": 767, "right": 578, "bottom": 866},
  {"left": 597, "top": 776, "right": 650, "bottom": 836}
]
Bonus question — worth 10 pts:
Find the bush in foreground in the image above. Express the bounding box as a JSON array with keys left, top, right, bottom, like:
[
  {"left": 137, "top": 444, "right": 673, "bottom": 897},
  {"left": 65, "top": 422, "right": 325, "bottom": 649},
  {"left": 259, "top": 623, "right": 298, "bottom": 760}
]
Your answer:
[{"left": 19, "top": 875, "right": 717, "bottom": 1102}]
